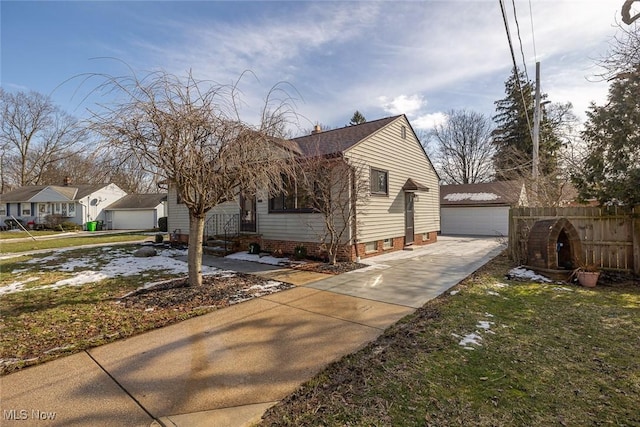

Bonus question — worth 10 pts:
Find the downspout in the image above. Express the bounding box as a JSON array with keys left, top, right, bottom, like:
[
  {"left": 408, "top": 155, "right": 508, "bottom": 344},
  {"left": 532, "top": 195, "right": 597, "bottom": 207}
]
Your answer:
[{"left": 350, "top": 165, "right": 361, "bottom": 262}]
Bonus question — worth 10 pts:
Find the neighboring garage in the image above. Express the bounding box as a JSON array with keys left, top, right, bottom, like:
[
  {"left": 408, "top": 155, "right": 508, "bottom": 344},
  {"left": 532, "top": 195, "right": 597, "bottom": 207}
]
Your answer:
[
  {"left": 104, "top": 193, "right": 167, "bottom": 230},
  {"left": 440, "top": 181, "right": 527, "bottom": 237}
]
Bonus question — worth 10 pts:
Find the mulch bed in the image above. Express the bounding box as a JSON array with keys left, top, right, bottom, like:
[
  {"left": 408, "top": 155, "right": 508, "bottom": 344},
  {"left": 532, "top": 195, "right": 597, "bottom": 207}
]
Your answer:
[
  {"left": 117, "top": 261, "right": 367, "bottom": 310},
  {"left": 117, "top": 272, "right": 293, "bottom": 310},
  {"left": 291, "top": 261, "right": 368, "bottom": 275}
]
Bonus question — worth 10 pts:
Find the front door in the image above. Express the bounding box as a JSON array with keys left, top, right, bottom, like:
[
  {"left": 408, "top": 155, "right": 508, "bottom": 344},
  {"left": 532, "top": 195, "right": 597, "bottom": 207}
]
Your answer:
[
  {"left": 240, "top": 193, "right": 257, "bottom": 233},
  {"left": 405, "top": 193, "right": 415, "bottom": 245}
]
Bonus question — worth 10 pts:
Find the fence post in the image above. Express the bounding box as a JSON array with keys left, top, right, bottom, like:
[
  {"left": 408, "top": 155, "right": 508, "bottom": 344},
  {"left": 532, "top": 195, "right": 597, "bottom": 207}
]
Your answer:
[{"left": 634, "top": 206, "right": 640, "bottom": 275}]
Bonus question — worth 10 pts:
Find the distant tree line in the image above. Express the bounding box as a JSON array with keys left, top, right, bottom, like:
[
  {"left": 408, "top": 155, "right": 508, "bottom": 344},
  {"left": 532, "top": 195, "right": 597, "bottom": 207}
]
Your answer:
[{"left": 0, "top": 88, "right": 162, "bottom": 194}]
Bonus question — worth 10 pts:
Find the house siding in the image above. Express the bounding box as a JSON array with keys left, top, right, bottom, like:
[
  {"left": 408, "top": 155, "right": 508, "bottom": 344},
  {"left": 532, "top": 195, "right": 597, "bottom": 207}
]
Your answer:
[
  {"left": 165, "top": 116, "right": 440, "bottom": 260},
  {"left": 344, "top": 116, "right": 440, "bottom": 246},
  {"left": 167, "top": 184, "right": 241, "bottom": 236}
]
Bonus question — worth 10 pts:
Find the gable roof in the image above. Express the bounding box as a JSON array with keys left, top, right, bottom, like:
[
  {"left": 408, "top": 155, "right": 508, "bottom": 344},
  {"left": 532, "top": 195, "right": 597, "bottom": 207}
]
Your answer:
[
  {"left": 105, "top": 193, "right": 167, "bottom": 210},
  {"left": 292, "top": 115, "right": 401, "bottom": 157},
  {"left": 1, "top": 183, "right": 114, "bottom": 202},
  {"left": 440, "top": 181, "right": 525, "bottom": 207}
]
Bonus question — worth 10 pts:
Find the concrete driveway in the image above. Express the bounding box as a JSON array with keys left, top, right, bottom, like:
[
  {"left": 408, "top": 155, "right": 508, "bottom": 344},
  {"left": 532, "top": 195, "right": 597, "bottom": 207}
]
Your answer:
[
  {"left": 0, "top": 236, "right": 504, "bottom": 427},
  {"left": 310, "top": 235, "right": 505, "bottom": 307}
]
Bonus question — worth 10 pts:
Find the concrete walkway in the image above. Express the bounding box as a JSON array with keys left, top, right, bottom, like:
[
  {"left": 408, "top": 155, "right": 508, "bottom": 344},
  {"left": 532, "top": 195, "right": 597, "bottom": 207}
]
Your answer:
[{"left": 0, "top": 236, "right": 504, "bottom": 427}]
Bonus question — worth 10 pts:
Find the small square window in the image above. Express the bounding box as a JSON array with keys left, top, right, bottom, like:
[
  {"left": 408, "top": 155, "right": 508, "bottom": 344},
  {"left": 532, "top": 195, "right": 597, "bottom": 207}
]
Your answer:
[
  {"left": 383, "top": 238, "right": 393, "bottom": 249},
  {"left": 22, "top": 209, "right": 31, "bottom": 216},
  {"left": 365, "top": 241, "right": 378, "bottom": 253},
  {"left": 370, "top": 168, "right": 388, "bottom": 195}
]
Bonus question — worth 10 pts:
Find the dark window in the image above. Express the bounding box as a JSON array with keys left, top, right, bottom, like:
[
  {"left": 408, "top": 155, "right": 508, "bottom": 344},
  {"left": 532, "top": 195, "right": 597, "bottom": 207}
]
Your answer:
[
  {"left": 269, "top": 175, "right": 316, "bottom": 213},
  {"left": 401, "top": 125, "right": 407, "bottom": 139},
  {"left": 371, "top": 168, "right": 388, "bottom": 195}
]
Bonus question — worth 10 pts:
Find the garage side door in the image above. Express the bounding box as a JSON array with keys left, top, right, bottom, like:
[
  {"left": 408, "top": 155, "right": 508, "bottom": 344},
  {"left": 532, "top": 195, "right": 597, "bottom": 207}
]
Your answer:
[{"left": 440, "top": 206, "right": 509, "bottom": 236}]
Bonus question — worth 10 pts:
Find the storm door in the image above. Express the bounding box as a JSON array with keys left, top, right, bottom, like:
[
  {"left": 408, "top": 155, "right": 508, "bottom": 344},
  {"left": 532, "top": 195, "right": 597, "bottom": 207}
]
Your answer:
[
  {"left": 240, "top": 193, "right": 257, "bottom": 232},
  {"left": 405, "top": 192, "right": 415, "bottom": 245}
]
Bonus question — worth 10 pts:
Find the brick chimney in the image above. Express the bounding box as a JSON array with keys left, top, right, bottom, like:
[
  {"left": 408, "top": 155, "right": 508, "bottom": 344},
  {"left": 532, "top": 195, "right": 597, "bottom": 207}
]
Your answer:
[
  {"left": 311, "top": 124, "right": 322, "bottom": 135},
  {"left": 63, "top": 176, "right": 71, "bottom": 186}
]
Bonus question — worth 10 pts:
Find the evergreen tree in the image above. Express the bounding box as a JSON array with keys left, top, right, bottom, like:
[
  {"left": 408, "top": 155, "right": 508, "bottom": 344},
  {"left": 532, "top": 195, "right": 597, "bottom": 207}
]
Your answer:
[
  {"left": 491, "top": 69, "right": 564, "bottom": 184},
  {"left": 349, "top": 110, "right": 366, "bottom": 126},
  {"left": 573, "top": 66, "right": 640, "bottom": 205}
]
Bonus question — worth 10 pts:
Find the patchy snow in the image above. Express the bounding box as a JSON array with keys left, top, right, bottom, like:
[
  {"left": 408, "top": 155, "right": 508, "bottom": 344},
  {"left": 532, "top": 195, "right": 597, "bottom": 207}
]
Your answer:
[
  {"left": 458, "top": 332, "right": 483, "bottom": 348},
  {"left": 0, "top": 277, "right": 39, "bottom": 295},
  {"left": 494, "top": 282, "right": 510, "bottom": 288},
  {"left": 444, "top": 192, "right": 499, "bottom": 202},
  {"left": 508, "top": 267, "right": 552, "bottom": 283},
  {"left": 226, "top": 251, "right": 292, "bottom": 266},
  {"left": 487, "top": 290, "right": 501, "bottom": 296},
  {"left": 553, "top": 286, "right": 574, "bottom": 292},
  {"left": 1, "top": 247, "right": 218, "bottom": 295},
  {"left": 476, "top": 320, "right": 494, "bottom": 330},
  {"left": 449, "top": 290, "right": 460, "bottom": 295}
]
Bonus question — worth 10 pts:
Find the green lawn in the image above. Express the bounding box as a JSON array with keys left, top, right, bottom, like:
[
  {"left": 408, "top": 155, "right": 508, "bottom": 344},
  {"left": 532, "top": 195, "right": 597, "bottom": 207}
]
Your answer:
[
  {"left": 0, "top": 233, "right": 155, "bottom": 254},
  {"left": 260, "top": 253, "right": 640, "bottom": 426},
  {"left": 0, "top": 244, "right": 197, "bottom": 374}
]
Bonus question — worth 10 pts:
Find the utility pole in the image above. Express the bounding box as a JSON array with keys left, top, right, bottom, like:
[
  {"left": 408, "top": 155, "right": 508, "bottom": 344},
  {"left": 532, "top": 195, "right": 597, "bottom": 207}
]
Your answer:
[{"left": 532, "top": 61, "right": 541, "bottom": 202}]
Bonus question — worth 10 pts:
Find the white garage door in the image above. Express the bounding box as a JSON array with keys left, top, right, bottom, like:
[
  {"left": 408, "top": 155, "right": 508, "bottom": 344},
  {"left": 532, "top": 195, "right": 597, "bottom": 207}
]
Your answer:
[
  {"left": 112, "top": 210, "right": 156, "bottom": 230},
  {"left": 440, "top": 206, "right": 510, "bottom": 236}
]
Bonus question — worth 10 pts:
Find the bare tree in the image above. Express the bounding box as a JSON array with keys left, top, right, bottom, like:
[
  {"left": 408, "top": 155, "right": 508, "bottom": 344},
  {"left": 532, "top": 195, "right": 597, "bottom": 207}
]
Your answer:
[
  {"left": 429, "top": 109, "right": 495, "bottom": 184},
  {"left": 0, "top": 89, "right": 86, "bottom": 189},
  {"left": 594, "top": 20, "right": 639, "bottom": 81},
  {"left": 298, "top": 147, "right": 369, "bottom": 264},
  {"left": 90, "top": 70, "right": 297, "bottom": 286}
]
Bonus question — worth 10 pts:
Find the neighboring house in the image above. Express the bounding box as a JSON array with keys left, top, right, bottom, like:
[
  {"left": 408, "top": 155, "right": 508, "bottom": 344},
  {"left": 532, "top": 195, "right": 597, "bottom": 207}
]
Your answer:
[
  {"left": 104, "top": 193, "right": 167, "bottom": 230},
  {"left": 167, "top": 115, "right": 441, "bottom": 260},
  {"left": 0, "top": 181, "right": 127, "bottom": 229},
  {"left": 440, "top": 181, "right": 527, "bottom": 237}
]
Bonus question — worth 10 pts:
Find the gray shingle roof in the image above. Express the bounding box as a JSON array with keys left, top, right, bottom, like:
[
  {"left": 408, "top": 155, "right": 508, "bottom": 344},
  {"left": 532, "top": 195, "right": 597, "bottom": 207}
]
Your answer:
[
  {"left": 105, "top": 193, "right": 167, "bottom": 210},
  {"left": 292, "top": 115, "right": 401, "bottom": 157},
  {"left": 440, "top": 181, "right": 524, "bottom": 206}
]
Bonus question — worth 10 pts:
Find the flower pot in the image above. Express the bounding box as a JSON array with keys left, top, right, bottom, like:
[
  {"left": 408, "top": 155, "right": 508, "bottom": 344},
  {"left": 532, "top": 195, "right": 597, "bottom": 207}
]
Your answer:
[{"left": 577, "top": 271, "right": 599, "bottom": 287}]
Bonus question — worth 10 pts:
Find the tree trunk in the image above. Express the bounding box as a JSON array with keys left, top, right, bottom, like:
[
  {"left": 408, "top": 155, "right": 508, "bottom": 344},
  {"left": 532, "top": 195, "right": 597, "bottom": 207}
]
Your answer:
[{"left": 187, "top": 212, "right": 205, "bottom": 286}]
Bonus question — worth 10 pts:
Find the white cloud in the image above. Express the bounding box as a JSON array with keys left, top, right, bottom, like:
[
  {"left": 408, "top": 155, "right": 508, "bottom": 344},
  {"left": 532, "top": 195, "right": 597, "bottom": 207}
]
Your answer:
[
  {"left": 413, "top": 112, "right": 448, "bottom": 131},
  {"left": 378, "top": 94, "right": 426, "bottom": 116}
]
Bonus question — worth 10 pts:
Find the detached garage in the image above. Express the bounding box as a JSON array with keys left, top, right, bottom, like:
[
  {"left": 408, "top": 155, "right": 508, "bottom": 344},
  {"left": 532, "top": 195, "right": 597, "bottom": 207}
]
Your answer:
[
  {"left": 104, "top": 193, "right": 167, "bottom": 230},
  {"left": 440, "top": 181, "right": 527, "bottom": 237}
]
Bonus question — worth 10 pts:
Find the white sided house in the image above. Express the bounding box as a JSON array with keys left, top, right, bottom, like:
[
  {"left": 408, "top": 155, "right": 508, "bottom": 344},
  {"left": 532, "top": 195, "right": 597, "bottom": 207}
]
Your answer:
[
  {"left": 440, "top": 181, "right": 527, "bottom": 237},
  {"left": 0, "top": 181, "right": 127, "bottom": 229},
  {"left": 167, "top": 115, "right": 441, "bottom": 261}
]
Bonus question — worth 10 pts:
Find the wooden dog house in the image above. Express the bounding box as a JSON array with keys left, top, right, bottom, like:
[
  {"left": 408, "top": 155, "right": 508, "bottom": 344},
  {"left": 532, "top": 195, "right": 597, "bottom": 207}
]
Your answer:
[{"left": 526, "top": 218, "right": 582, "bottom": 280}]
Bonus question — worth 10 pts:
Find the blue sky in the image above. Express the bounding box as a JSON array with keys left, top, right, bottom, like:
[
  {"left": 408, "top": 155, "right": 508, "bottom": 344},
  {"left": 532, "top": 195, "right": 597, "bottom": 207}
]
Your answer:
[{"left": 1, "top": 1, "right": 631, "bottom": 135}]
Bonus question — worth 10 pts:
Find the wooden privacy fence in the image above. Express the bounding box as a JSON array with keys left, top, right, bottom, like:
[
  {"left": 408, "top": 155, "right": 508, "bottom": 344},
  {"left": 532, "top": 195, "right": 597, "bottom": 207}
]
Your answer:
[{"left": 509, "top": 206, "right": 640, "bottom": 274}]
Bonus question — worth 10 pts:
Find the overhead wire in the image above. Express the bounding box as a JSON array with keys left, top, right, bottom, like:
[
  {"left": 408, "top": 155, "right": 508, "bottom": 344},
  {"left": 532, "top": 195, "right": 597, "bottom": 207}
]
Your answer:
[
  {"left": 498, "top": 0, "right": 533, "bottom": 139},
  {"left": 528, "top": 0, "right": 538, "bottom": 62},
  {"left": 511, "top": 0, "right": 529, "bottom": 82}
]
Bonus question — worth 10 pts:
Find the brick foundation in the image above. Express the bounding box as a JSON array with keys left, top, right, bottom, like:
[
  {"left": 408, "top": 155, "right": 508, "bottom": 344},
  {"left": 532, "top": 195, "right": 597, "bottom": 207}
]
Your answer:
[
  {"left": 352, "top": 231, "right": 438, "bottom": 260},
  {"left": 174, "top": 231, "right": 438, "bottom": 262}
]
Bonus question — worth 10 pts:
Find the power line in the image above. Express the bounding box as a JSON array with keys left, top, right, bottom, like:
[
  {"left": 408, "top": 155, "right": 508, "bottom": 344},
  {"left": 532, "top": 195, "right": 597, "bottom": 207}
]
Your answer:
[
  {"left": 498, "top": 0, "right": 533, "bottom": 139},
  {"left": 511, "top": 0, "right": 529, "bottom": 82},
  {"left": 528, "top": 0, "right": 538, "bottom": 62}
]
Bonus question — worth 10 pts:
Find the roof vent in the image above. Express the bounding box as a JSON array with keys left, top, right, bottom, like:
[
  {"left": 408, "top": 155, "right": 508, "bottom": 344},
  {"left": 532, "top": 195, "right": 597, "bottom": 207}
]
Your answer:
[{"left": 311, "top": 124, "right": 322, "bottom": 135}]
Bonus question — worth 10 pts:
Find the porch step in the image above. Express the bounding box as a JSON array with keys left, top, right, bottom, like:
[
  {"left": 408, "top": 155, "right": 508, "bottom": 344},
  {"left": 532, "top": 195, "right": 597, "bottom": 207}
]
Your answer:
[{"left": 203, "top": 239, "right": 236, "bottom": 257}]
